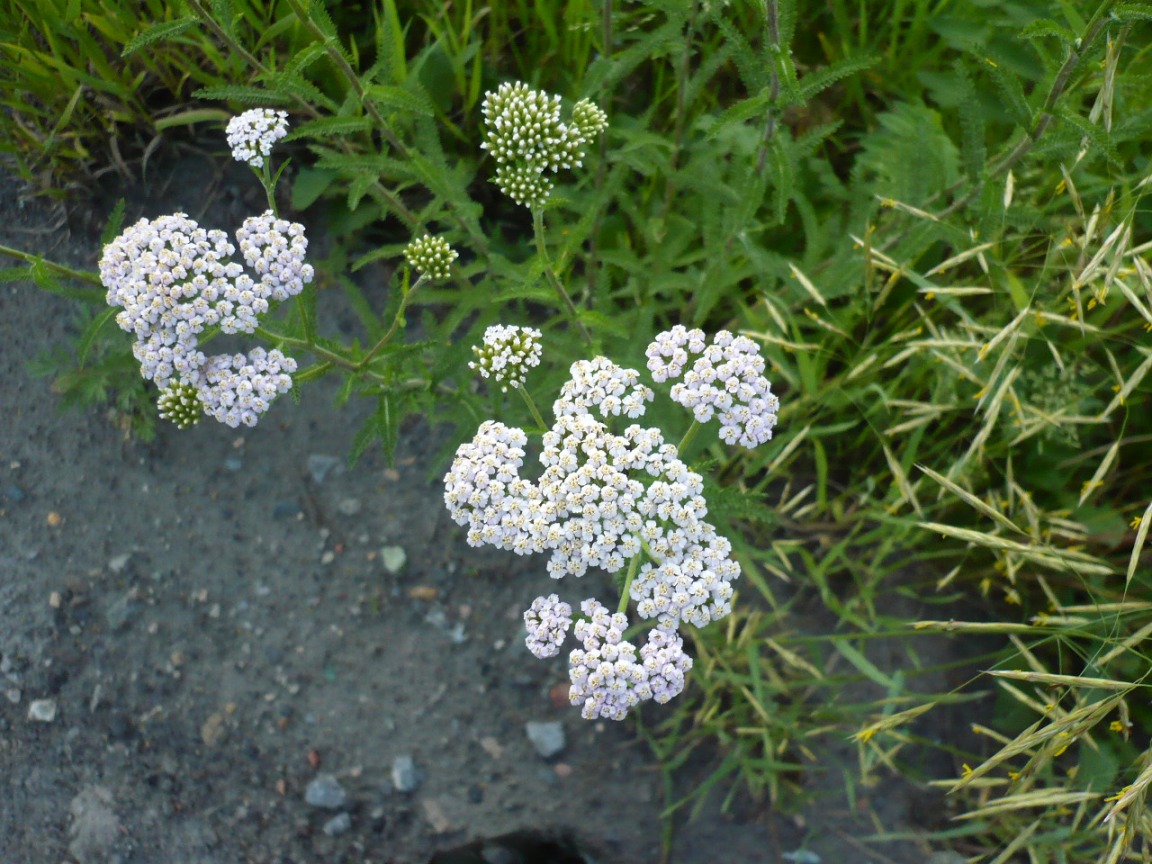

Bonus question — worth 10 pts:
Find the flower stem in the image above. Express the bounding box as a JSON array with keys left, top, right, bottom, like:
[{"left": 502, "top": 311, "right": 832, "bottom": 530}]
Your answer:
[
  {"left": 533, "top": 208, "right": 592, "bottom": 345},
  {"left": 0, "top": 244, "right": 102, "bottom": 287},
  {"left": 617, "top": 550, "right": 643, "bottom": 616},
  {"left": 677, "top": 419, "right": 701, "bottom": 455},
  {"left": 358, "top": 274, "right": 426, "bottom": 369},
  {"left": 516, "top": 384, "right": 548, "bottom": 431}
]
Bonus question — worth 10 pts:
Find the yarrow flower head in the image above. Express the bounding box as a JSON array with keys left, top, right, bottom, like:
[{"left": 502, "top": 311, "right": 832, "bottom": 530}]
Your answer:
[
  {"left": 404, "top": 235, "right": 458, "bottom": 281},
  {"left": 469, "top": 324, "right": 543, "bottom": 391},
  {"left": 646, "top": 326, "right": 780, "bottom": 448},
  {"left": 523, "top": 594, "right": 573, "bottom": 659},
  {"left": 479, "top": 81, "right": 606, "bottom": 208},
  {"left": 100, "top": 210, "right": 312, "bottom": 428},
  {"left": 226, "top": 109, "right": 289, "bottom": 168},
  {"left": 444, "top": 327, "right": 782, "bottom": 719}
]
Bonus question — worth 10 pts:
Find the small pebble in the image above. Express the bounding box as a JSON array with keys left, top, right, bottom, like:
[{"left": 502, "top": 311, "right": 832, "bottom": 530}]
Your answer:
[
  {"left": 46, "top": 511, "right": 62, "bottom": 527},
  {"left": 2, "top": 483, "right": 26, "bottom": 504},
  {"left": 223, "top": 457, "right": 243, "bottom": 473},
  {"left": 322, "top": 812, "right": 352, "bottom": 837},
  {"left": 337, "top": 498, "right": 362, "bottom": 516},
  {"left": 391, "top": 755, "right": 422, "bottom": 793},
  {"left": 380, "top": 546, "right": 406, "bottom": 574},
  {"left": 525, "top": 720, "right": 565, "bottom": 759},
  {"left": 307, "top": 454, "right": 341, "bottom": 484},
  {"left": 107, "top": 553, "right": 131, "bottom": 574},
  {"left": 28, "top": 699, "right": 57, "bottom": 723},
  {"left": 5, "top": 688, "right": 20, "bottom": 704},
  {"left": 272, "top": 500, "right": 301, "bottom": 520},
  {"left": 305, "top": 775, "right": 347, "bottom": 809}
]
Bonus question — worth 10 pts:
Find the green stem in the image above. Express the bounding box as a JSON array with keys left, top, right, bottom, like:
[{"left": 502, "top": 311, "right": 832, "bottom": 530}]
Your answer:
[
  {"left": 677, "top": 419, "right": 701, "bottom": 455},
  {"left": 358, "top": 274, "right": 426, "bottom": 369},
  {"left": 617, "top": 550, "right": 644, "bottom": 616},
  {"left": 0, "top": 244, "right": 102, "bottom": 286},
  {"left": 532, "top": 208, "right": 592, "bottom": 345},
  {"left": 516, "top": 385, "right": 548, "bottom": 430},
  {"left": 284, "top": 0, "right": 410, "bottom": 159}
]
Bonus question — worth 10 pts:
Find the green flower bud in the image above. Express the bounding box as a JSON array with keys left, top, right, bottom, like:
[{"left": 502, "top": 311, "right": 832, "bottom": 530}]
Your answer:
[{"left": 157, "top": 380, "right": 203, "bottom": 429}]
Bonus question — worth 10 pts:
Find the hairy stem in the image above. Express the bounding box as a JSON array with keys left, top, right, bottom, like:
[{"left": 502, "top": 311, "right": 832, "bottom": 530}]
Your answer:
[
  {"left": 533, "top": 208, "right": 592, "bottom": 345},
  {"left": 517, "top": 384, "right": 548, "bottom": 431},
  {"left": 0, "top": 244, "right": 102, "bottom": 286},
  {"left": 358, "top": 274, "right": 426, "bottom": 369}
]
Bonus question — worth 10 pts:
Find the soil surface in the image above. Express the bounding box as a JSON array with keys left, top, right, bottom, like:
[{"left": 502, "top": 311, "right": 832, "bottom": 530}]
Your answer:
[{"left": 1, "top": 159, "right": 963, "bottom": 864}]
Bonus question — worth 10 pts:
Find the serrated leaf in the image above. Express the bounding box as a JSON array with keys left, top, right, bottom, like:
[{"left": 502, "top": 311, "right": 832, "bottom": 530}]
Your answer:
[
  {"left": 1111, "top": 4, "right": 1152, "bottom": 22},
  {"left": 1018, "top": 18, "right": 1077, "bottom": 44},
  {"left": 0, "top": 265, "right": 35, "bottom": 284},
  {"left": 100, "top": 199, "right": 126, "bottom": 245},
  {"left": 76, "top": 306, "right": 120, "bottom": 367},
  {"left": 29, "top": 261, "right": 105, "bottom": 303},
  {"left": 706, "top": 90, "right": 772, "bottom": 139},
  {"left": 192, "top": 85, "right": 284, "bottom": 105},
  {"left": 288, "top": 116, "right": 372, "bottom": 140},
  {"left": 121, "top": 17, "right": 200, "bottom": 58},
  {"left": 365, "top": 84, "right": 434, "bottom": 117},
  {"left": 795, "top": 54, "right": 877, "bottom": 105}
]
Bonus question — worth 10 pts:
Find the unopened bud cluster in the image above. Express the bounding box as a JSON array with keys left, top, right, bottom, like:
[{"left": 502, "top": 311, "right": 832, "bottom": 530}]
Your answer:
[
  {"left": 468, "top": 324, "right": 542, "bottom": 391},
  {"left": 446, "top": 327, "right": 780, "bottom": 720},
  {"left": 226, "top": 108, "right": 289, "bottom": 169},
  {"left": 480, "top": 82, "right": 607, "bottom": 208},
  {"left": 404, "top": 235, "right": 458, "bottom": 281},
  {"left": 100, "top": 210, "right": 312, "bottom": 428}
]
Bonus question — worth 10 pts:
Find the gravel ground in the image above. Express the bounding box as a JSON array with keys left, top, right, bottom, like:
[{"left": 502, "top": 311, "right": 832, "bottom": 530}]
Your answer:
[{"left": 0, "top": 159, "right": 962, "bottom": 864}]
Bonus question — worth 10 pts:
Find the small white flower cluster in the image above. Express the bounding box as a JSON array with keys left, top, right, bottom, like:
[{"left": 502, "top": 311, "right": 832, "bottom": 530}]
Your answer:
[
  {"left": 446, "top": 335, "right": 767, "bottom": 719},
  {"left": 199, "top": 348, "right": 297, "bottom": 429},
  {"left": 480, "top": 81, "right": 607, "bottom": 208},
  {"left": 469, "top": 324, "right": 543, "bottom": 391},
  {"left": 404, "top": 235, "right": 458, "bottom": 281},
  {"left": 523, "top": 594, "right": 573, "bottom": 659},
  {"left": 646, "top": 326, "right": 780, "bottom": 448},
  {"left": 568, "top": 599, "right": 692, "bottom": 720},
  {"left": 100, "top": 210, "right": 312, "bottom": 428},
  {"left": 226, "top": 108, "right": 289, "bottom": 168}
]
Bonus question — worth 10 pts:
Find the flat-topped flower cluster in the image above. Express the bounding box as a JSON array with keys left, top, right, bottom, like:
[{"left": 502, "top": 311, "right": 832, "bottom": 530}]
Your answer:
[
  {"left": 444, "top": 327, "right": 779, "bottom": 720},
  {"left": 100, "top": 209, "right": 313, "bottom": 428}
]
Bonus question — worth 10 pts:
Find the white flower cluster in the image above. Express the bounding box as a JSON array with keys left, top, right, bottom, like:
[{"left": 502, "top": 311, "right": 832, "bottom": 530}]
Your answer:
[
  {"left": 226, "top": 108, "right": 289, "bottom": 168},
  {"left": 523, "top": 594, "right": 573, "bottom": 659},
  {"left": 646, "top": 326, "right": 780, "bottom": 448},
  {"left": 445, "top": 342, "right": 759, "bottom": 719},
  {"left": 100, "top": 210, "right": 313, "bottom": 428},
  {"left": 480, "top": 82, "right": 606, "bottom": 208},
  {"left": 469, "top": 324, "right": 543, "bottom": 391},
  {"left": 568, "top": 599, "right": 692, "bottom": 720},
  {"left": 404, "top": 235, "right": 458, "bottom": 281},
  {"left": 199, "top": 348, "right": 296, "bottom": 429}
]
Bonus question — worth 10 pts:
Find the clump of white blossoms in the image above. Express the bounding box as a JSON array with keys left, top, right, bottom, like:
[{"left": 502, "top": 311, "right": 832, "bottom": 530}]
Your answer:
[
  {"left": 469, "top": 324, "right": 543, "bottom": 391},
  {"left": 226, "top": 108, "right": 289, "bottom": 169},
  {"left": 646, "top": 325, "right": 780, "bottom": 448},
  {"left": 404, "top": 235, "right": 458, "bottom": 281},
  {"left": 444, "top": 327, "right": 780, "bottom": 720},
  {"left": 100, "top": 210, "right": 313, "bottom": 428},
  {"left": 480, "top": 81, "right": 607, "bottom": 208}
]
